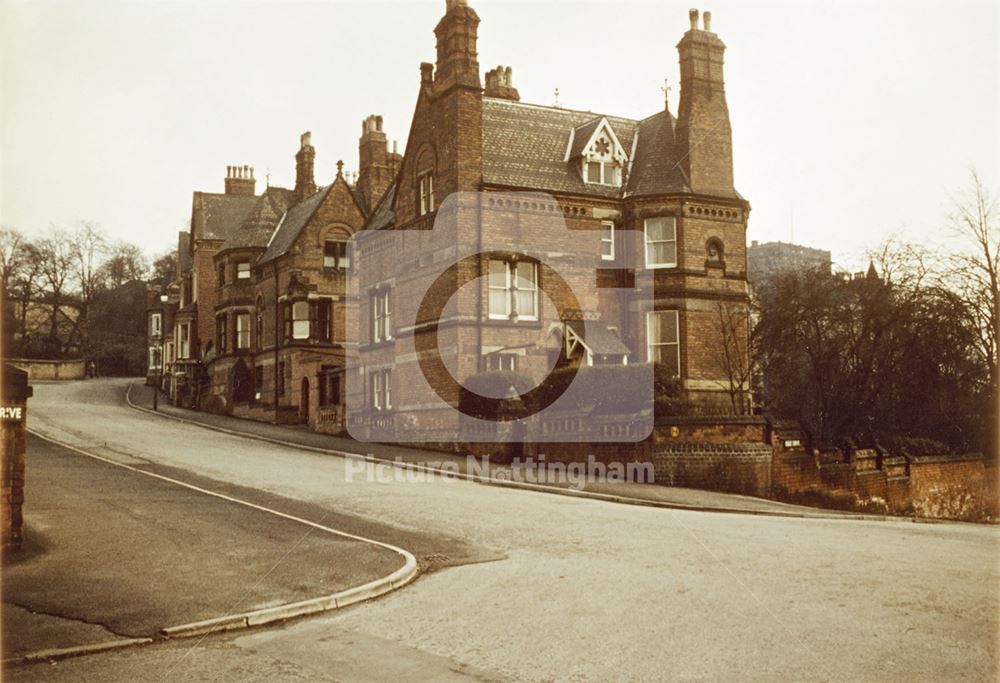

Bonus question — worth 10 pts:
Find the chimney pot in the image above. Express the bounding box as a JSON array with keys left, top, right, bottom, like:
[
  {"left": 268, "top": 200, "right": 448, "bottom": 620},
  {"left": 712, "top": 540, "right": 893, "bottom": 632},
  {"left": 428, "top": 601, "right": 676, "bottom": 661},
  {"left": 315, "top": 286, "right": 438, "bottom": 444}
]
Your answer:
[
  {"left": 689, "top": 8, "right": 699, "bottom": 31},
  {"left": 703, "top": 10, "right": 712, "bottom": 31}
]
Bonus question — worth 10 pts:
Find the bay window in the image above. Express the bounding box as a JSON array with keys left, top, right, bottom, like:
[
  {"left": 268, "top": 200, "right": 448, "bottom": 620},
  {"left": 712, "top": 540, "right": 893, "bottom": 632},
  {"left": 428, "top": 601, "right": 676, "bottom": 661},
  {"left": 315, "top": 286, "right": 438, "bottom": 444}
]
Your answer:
[
  {"left": 488, "top": 260, "right": 537, "bottom": 321},
  {"left": 644, "top": 217, "right": 677, "bottom": 268},
  {"left": 647, "top": 310, "right": 680, "bottom": 376},
  {"left": 236, "top": 312, "right": 250, "bottom": 349}
]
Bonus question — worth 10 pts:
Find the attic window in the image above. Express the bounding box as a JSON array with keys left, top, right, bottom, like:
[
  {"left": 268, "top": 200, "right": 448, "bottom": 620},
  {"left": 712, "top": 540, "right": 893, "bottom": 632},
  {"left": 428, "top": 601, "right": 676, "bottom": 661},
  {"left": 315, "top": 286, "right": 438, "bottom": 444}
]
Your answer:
[{"left": 578, "top": 123, "right": 625, "bottom": 187}]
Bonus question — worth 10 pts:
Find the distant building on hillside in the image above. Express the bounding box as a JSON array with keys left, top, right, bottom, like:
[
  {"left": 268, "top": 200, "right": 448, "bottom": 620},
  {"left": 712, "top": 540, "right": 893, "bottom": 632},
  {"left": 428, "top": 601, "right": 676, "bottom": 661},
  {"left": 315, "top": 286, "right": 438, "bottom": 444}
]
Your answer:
[{"left": 747, "top": 240, "right": 831, "bottom": 288}]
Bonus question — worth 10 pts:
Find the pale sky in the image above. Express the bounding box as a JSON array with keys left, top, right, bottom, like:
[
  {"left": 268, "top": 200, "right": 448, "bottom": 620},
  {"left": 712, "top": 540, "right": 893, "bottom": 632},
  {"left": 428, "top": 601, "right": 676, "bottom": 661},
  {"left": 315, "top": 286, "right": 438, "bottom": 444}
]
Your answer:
[{"left": 2, "top": 0, "right": 998, "bottom": 270}]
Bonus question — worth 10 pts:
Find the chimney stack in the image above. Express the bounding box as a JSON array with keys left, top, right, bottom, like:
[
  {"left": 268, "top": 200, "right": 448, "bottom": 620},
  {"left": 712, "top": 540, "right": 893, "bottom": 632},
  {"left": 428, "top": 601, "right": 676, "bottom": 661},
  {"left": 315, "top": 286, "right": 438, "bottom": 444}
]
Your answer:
[
  {"left": 434, "top": 0, "right": 481, "bottom": 93},
  {"left": 358, "top": 115, "right": 400, "bottom": 212},
  {"left": 224, "top": 164, "right": 256, "bottom": 196},
  {"left": 295, "top": 131, "right": 317, "bottom": 199},
  {"left": 485, "top": 65, "right": 520, "bottom": 101},
  {"left": 675, "top": 9, "right": 735, "bottom": 197}
]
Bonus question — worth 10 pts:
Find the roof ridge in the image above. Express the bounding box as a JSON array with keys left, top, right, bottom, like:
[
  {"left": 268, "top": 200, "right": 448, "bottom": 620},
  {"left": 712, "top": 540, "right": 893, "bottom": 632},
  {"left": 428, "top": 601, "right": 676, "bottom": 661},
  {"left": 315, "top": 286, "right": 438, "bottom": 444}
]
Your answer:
[{"left": 483, "top": 96, "right": 640, "bottom": 124}]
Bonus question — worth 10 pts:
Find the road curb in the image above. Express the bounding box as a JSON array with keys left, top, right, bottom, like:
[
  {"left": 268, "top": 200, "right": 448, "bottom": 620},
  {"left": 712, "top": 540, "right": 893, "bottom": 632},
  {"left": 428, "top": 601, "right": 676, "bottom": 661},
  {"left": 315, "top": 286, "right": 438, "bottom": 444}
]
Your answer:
[
  {"left": 123, "top": 384, "right": 886, "bottom": 523},
  {"left": 2, "top": 637, "right": 154, "bottom": 667},
  {"left": 25, "top": 428, "right": 420, "bottom": 649},
  {"left": 160, "top": 558, "right": 418, "bottom": 638}
]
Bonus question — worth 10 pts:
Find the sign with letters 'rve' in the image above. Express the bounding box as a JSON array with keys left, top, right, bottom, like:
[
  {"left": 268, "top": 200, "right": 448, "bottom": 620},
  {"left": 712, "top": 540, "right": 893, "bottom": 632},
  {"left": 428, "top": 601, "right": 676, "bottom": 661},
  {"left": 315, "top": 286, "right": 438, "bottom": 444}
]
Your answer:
[{"left": 0, "top": 406, "right": 25, "bottom": 422}]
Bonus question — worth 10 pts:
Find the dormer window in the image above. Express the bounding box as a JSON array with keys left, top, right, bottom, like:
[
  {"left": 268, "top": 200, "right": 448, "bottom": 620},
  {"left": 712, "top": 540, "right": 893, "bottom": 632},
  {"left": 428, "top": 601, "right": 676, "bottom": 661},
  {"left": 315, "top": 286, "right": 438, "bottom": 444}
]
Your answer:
[
  {"left": 584, "top": 147, "right": 621, "bottom": 186},
  {"left": 571, "top": 118, "right": 627, "bottom": 188}
]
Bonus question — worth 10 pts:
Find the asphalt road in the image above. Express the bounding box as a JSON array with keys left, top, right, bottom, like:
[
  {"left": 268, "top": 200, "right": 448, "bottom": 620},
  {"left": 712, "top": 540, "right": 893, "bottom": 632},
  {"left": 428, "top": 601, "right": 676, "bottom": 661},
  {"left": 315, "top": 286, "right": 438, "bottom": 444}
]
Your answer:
[{"left": 7, "top": 379, "right": 1000, "bottom": 682}]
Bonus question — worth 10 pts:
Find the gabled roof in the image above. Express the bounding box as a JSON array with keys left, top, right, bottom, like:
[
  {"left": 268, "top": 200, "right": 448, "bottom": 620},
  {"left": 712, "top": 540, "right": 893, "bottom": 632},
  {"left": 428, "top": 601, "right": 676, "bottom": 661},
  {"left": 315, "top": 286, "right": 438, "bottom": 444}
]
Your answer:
[
  {"left": 626, "top": 110, "right": 690, "bottom": 197},
  {"left": 220, "top": 187, "right": 297, "bottom": 252},
  {"left": 481, "top": 98, "right": 639, "bottom": 199},
  {"left": 258, "top": 185, "right": 333, "bottom": 265},
  {"left": 566, "top": 320, "right": 630, "bottom": 356},
  {"left": 198, "top": 193, "right": 258, "bottom": 242},
  {"left": 481, "top": 98, "right": 692, "bottom": 199},
  {"left": 567, "top": 116, "right": 627, "bottom": 162}
]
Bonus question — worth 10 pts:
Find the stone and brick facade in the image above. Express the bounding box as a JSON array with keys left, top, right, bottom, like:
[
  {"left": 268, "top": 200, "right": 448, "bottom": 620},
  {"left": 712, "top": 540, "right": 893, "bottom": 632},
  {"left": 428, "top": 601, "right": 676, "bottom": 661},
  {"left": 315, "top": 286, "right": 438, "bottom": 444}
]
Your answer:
[
  {"left": 348, "top": 2, "right": 752, "bottom": 442},
  {"left": 164, "top": 124, "right": 400, "bottom": 432}
]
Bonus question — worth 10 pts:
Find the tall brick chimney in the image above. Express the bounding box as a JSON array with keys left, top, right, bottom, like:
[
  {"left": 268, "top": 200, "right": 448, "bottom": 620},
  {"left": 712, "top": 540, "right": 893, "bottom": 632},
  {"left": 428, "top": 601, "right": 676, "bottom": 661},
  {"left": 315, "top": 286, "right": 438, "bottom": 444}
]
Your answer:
[
  {"left": 428, "top": 0, "right": 483, "bottom": 196},
  {"left": 295, "top": 131, "right": 317, "bottom": 200},
  {"left": 224, "top": 165, "right": 256, "bottom": 196},
  {"left": 358, "top": 115, "right": 400, "bottom": 211},
  {"left": 434, "top": 0, "right": 481, "bottom": 94},
  {"left": 675, "top": 8, "right": 736, "bottom": 197}
]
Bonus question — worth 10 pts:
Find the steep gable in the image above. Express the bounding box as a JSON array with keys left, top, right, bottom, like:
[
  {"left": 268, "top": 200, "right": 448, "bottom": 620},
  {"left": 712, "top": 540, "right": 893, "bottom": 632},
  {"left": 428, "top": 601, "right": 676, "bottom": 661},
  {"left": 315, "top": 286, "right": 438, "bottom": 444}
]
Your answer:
[{"left": 258, "top": 173, "right": 366, "bottom": 265}]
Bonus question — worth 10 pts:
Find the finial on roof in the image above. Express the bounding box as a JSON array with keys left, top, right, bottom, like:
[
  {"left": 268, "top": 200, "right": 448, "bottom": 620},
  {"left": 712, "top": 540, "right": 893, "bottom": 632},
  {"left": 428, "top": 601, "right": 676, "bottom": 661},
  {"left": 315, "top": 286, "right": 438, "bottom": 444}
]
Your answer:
[
  {"left": 336, "top": 160, "right": 344, "bottom": 178},
  {"left": 661, "top": 78, "right": 672, "bottom": 110},
  {"left": 554, "top": 87, "right": 561, "bottom": 108}
]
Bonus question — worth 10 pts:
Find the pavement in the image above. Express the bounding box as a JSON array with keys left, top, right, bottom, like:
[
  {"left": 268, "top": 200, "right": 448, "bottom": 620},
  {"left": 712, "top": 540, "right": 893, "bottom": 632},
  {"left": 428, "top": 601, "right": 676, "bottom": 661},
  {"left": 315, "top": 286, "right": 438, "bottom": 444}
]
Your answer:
[
  {"left": 8, "top": 379, "right": 1000, "bottom": 681},
  {"left": 125, "top": 382, "right": 853, "bottom": 518},
  {"left": 1, "top": 434, "right": 407, "bottom": 662}
]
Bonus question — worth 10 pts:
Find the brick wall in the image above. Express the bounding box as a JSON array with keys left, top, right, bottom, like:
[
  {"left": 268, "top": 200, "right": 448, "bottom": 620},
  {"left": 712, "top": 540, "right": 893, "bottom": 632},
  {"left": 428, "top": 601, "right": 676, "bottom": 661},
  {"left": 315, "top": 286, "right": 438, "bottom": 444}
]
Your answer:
[
  {"left": 772, "top": 447, "right": 996, "bottom": 520},
  {"left": 650, "top": 442, "right": 772, "bottom": 497}
]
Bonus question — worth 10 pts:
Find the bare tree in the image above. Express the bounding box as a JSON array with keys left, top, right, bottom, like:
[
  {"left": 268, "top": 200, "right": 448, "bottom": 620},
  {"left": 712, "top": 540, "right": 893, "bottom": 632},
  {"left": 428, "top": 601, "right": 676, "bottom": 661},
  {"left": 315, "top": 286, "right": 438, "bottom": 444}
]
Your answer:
[
  {"left": 101, "top": 241, "right": 147, "bottom": 290},
  {"left": 948, "top": 170, "right": 999, "bottom": 392},
  {"left": 0, "top": 227, "right": 25, "bottom": 298},
  {"left": 946, "top": 170, "right": 999, "bottom": 456},
  {"left": 710, "top": 300, "right": 754, "bottom": 414},
  {"left": 70, "top": 221, "right": 109, "bottom": 303},
  {"left": 36, "top": 230, "right": 75, "bottom": 351}
]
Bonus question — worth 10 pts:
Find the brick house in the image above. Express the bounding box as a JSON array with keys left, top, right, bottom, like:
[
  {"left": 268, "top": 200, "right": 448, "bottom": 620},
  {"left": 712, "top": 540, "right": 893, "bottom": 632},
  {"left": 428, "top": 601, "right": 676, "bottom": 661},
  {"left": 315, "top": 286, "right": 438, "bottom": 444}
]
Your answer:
[
  {"left": 348, "top": 2, "right": 752, "bottom": 441},
  {"left": 165, "top": 125, "right": 400, "bottom": 431},
  {"left": 154, "top": 1, "right": 750, "bottom": 439}
]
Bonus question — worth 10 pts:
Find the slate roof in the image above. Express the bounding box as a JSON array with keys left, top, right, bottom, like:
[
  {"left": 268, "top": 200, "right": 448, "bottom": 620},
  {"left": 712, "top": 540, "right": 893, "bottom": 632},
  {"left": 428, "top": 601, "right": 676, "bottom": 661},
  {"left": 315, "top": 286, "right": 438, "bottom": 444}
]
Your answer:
[
  {"left": 627, "top": 110, "right": 690, "bottom": 196},
  {"left": 567, "top": 117, "right": 604, "bottom": 159},
  {"left": 566, "top": 320, "right": 631, "bottom": 356},
  {"left": 258, "top": 185, "right": 333, "bottom": 264},
  {"left": 481, "top": 98, "right": 691, "bottom": 199},
  {"left": 367, "top": 182, "right": 396, "bottom": 231},
  {"left": 220, "top": 187, "right": 297, "bottom": 252},
  {"left": 199, "top": 193, "right": 258, "bottom": 241}
]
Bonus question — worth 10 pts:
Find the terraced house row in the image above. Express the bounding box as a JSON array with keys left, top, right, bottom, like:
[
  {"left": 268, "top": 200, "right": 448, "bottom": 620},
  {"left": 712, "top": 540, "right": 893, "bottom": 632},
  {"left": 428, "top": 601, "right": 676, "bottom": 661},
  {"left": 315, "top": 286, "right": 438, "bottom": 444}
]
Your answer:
[{"left": 147, "top": 0, "right": 752, "bottom": 437}]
